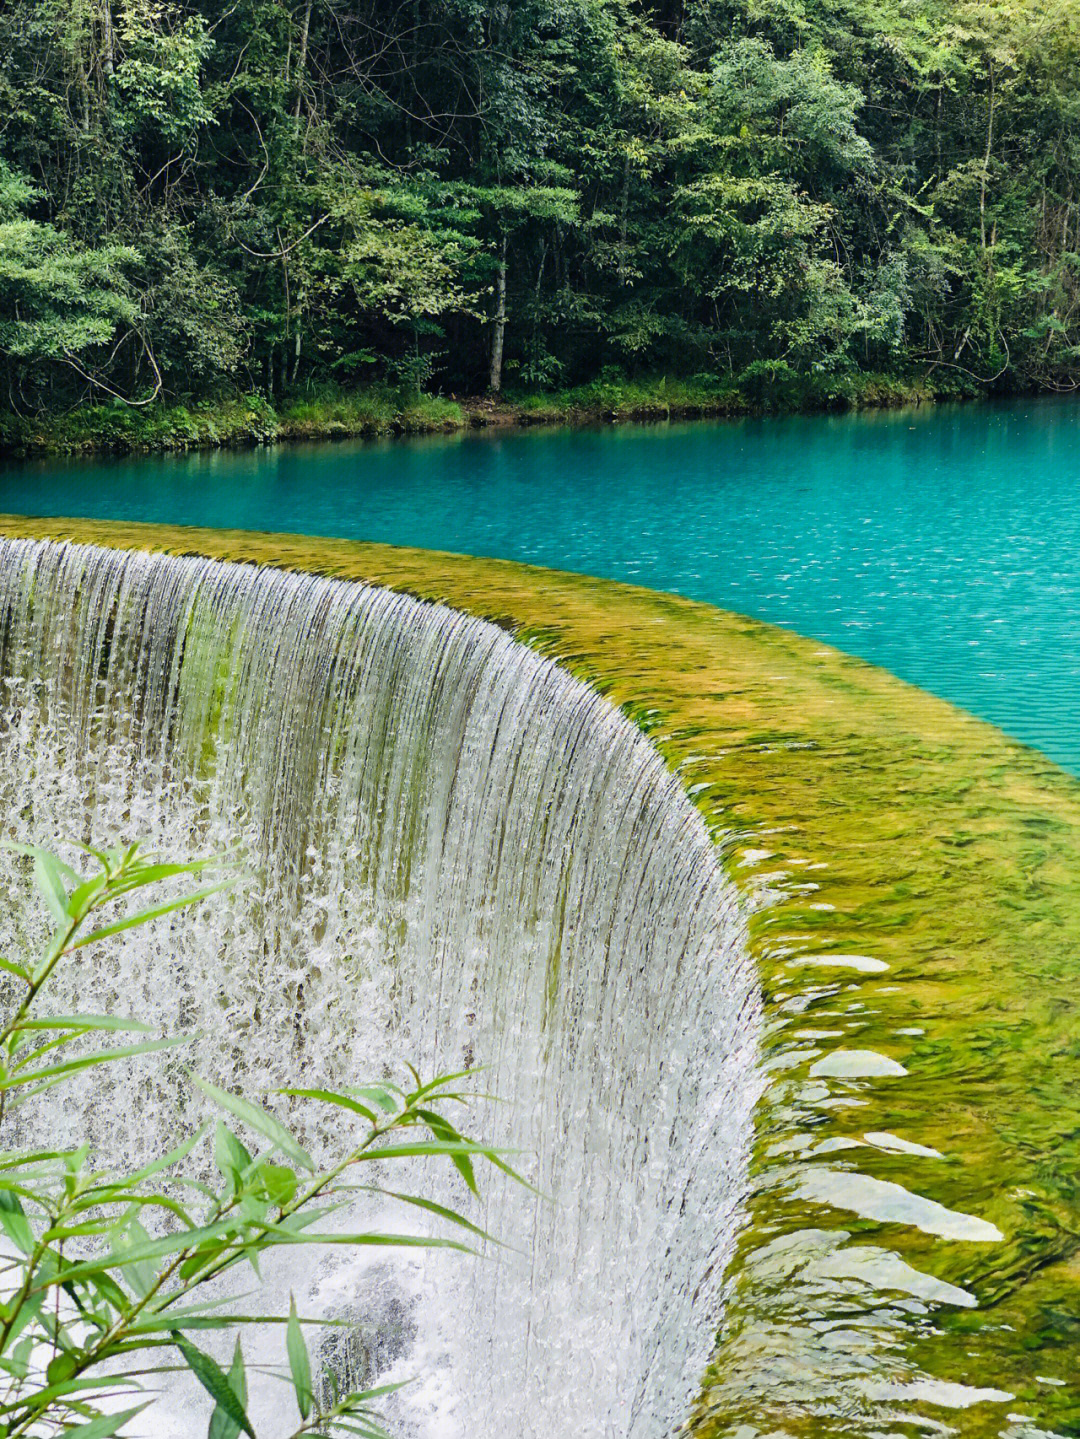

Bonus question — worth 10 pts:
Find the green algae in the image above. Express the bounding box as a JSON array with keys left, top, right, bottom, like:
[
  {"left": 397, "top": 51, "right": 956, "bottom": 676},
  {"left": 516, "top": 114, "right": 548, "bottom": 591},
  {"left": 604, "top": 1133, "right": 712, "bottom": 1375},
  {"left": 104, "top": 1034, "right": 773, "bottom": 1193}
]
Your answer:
[{"left": 2, "top": 515, "right": 1079, "bottom": 1434}]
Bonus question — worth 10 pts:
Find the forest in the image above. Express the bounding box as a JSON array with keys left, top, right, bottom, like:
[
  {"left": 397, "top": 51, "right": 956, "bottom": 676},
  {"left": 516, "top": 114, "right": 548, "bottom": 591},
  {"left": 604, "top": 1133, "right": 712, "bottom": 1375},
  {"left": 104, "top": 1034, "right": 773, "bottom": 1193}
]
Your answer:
[{"left": 1, "top": 0, "right": 1079, "bottom": 441}]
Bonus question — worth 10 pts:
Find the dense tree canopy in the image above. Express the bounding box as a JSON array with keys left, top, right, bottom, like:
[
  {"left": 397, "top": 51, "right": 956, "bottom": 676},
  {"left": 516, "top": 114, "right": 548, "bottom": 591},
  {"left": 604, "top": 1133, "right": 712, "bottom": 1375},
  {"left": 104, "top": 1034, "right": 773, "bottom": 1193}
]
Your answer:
[{"left": 1, "top": 0, "right": 1078, "bottom": 413}]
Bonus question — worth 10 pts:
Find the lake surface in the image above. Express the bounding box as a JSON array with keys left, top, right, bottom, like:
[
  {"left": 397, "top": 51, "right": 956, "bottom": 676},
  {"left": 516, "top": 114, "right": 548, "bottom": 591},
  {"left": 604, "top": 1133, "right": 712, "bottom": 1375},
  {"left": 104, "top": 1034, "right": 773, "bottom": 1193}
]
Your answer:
[{"left": 5, "top": 394, "right": 1080, "bottom": 768}]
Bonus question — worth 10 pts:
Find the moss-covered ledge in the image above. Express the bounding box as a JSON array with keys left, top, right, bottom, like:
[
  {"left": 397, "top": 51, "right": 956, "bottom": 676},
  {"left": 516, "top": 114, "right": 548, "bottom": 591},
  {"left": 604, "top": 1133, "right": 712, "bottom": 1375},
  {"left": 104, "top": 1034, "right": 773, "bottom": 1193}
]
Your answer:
[{"left": 3, "top": 515, "right": 1079, "bottom": 1436}]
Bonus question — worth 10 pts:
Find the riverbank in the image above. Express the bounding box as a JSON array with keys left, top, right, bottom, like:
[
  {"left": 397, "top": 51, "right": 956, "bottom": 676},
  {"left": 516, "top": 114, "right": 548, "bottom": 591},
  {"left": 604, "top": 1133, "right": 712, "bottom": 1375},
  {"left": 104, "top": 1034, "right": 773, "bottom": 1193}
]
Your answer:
[{"left": 0, "top": 369, "right": 978, "bottom": 459}]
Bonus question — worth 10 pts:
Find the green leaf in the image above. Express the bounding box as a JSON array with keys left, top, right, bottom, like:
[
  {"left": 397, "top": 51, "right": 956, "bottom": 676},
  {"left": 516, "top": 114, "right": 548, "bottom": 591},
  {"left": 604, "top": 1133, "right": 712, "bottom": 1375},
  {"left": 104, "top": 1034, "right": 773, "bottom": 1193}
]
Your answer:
[
  {"left": 34, "top": 851, "right": 69, "bottom": 926},
  {"left": 56, "top": 1405, "right": 149, "bottom": 1438},
  {"left": 52, "top": 1218, "right": 238, "bottom": 1283},
  {"left": 116, "top": 1218, "right": 157, "bottom": 1297},
  {"left": 260, "top": 1230, "right": 472, "bottom": 1254},
  {"left": 64, "top": 873, "right": 108, "bottom": 917},
  {"left": 45, "top": 1350, "right": 80, "bottom": 1385},
  {"left": 12, "top": 1015, "right": 152, "bottom": 1034},
  {"left": 111, "top": 860, "right": 218, "bottom": 891},
  {"left": 353, "top": 1140, "right": 509, "bottom": 1163},
  {"left": 350, "top": 1084, "right": 400, "bottom": 1115},
  {"left": 417, "top": 1108, "right": 476, "bottom": 1194},
  {"left": 410, "top": 1067, "right": 485, "bottom": 1100},
  {"left": 8, "top": 1336, "right": 31, "bottom": 1379},
  {"left": 214, "top": 1122, "right": 254, "bottom": 1191},
  {"left": 0, "top": 1372, "right": 144, "bottom": 1415},
  {"left": 258, "top": 1162, "right": 297, "bottom": 1207},
  {"left": 208, "top": 1337, "right": 247, "bottom": 1439},
  {"left": 2, "top": 842, "right": 80, "bottom": 887},
  {"left": 70, "top": 881, "right": 234, "bottom": 948},
  {"left": 1, "top": 1287, "right": 45, "bottom": 1349},
  {"left": 287, "top": 1293, "right": 313, "bottom": 1419},
  {"left": 179, "top": 1239, "right": 232, "bottom": 1283},
  {"left": 280, "top": 1087, "right": 377, "bottom": 1123},
  {"left": 377, "top": 1189, "right": 502, "bottom": 1246},
  {"left": 173, "top": 1333, "right": 255, "bottom": 1439},
  {"left": 0, "top": 1035, "right": 187, "bottom": 1091},
  {"left": 193, "top": 1076, "right": 314, "bottom": 1173},
  {"left": 0, "top": 1190, "right": 33, "bottom": 1255}
]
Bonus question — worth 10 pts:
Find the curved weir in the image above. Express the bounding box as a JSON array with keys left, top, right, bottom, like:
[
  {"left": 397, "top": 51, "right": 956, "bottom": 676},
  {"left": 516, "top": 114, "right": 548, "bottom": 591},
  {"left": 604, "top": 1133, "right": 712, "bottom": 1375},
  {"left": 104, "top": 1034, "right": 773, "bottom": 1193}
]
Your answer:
[{"left": 0, "top": 537, "right": 762, "bottom": 1438}]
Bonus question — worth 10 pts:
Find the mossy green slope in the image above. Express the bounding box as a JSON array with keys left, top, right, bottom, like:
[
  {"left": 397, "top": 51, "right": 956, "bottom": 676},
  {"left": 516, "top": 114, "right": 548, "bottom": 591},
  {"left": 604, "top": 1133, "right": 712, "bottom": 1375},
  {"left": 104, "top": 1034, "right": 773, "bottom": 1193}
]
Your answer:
[{"left": 2, "top": 515, "right": 1078, "bottom": 1435}]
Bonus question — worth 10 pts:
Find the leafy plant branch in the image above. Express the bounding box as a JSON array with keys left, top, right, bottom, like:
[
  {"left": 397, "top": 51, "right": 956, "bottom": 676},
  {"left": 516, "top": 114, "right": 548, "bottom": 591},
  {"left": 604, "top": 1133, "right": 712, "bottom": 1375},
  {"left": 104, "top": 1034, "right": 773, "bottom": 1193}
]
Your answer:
[{"left": 0, "top": 841, "right": 513, "bottom": 1439}]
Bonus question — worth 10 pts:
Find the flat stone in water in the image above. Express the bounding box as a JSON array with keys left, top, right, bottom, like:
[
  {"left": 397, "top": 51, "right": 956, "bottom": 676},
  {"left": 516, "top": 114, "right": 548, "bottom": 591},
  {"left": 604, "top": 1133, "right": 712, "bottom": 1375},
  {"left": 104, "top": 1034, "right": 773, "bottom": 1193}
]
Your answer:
[
  {"left": 860, "top": 1378, "right": 1013, "bottom": 1408},
  {"left": 864, "top": 1131, "right": 943, "bottom": 1159},
  {"left": 789, "top": 953, "right": 890, "bottom": 973},
  {"left": 809, "top": 1049, "right": 908, "bottom": 1078},
  {"left": 811, "top": 1245, "right": 978, "bottom": 1309},
  {"left": 797, "top": 1167, "right": 1003, "bottom": 1242}
]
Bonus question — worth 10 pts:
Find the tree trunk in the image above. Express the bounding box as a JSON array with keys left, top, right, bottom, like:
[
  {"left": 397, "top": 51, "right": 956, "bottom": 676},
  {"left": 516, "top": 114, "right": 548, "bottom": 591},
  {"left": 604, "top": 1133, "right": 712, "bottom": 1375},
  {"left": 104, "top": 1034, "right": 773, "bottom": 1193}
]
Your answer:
[
  {"left": 980, "top": 60, "right": 995, "bottom": 256},
  {"left": 934, "top": 86, "right": 941, "bottom": 175},
  {"left": 489, "top": 236, "right": 507, "bottom": 395},
  {"left": 618, "top": 149, "right": 631, "bottom": 283},
  {"left": 100, "top": 0, "right": 115, "bottom": 80},
  {"left": 292, "top": 0, "right": 313, "bottom": 120}
]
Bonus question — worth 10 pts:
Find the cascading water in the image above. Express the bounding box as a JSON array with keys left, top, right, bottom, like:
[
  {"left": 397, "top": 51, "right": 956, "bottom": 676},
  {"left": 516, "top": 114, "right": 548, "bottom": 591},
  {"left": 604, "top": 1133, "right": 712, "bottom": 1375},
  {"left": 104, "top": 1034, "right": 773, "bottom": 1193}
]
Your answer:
[{"left": 0, "top": 538, "right": 762, "bottom": 1439}]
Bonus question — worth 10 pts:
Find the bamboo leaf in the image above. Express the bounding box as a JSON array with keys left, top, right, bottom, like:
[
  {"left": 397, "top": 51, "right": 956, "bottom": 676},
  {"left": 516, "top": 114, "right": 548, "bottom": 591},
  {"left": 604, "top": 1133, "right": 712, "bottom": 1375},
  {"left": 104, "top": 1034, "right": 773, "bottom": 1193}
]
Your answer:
[
  {"left": 55, "top": 1404, "right": 149, "bottom": 1438},
  {"left": 0, "top": 1373, "right": 144, "bottom": 1415},
  {"left": 261, "top": 1230, "right": 473, "bottom": 1254},
  {"left": 34, "top": 851, "right": 70, "bottom": 926},
  {"left": 50, "top": 1219, "right": 238, "bottom": 1284},
  {"left": 193, "top": 1076, "right": 314, "bottom": 1173},
  {"left": 119, "top": 1124, "right": 209, "bottom": 1186},
  {"left": 214, "top": 1122, "right": 254, "bottom": 1191},
  {"left": 376, "top": 1189, "right": 502, "bottom": 1246},
  {"left": 0, "top": 1190, "right": 33, "bottom": 1256},
  {"left": 64, "top": 873, "right": 108, "bottom": 917},
  {"left": 0, "top": 1036, "right": 187, "bottom": 1091},
  {"left": 279, "top": 1087, "right": 377, "bottom": 1123},
  {"left": 208, "top": 1336, "right": 247, "bottom": 1439},
  {"left": 1, "top": 1287, "right": 45, "bottom": 1348},
  {"left": 70, "top": 881, "right": 234, "bottom": 948},
  {"left": 12, "top": 1015, "right": 152, "bottom": 1034},
  {"left": 287, "top": 1293, "right": 313, "bottom": 1419},
  {"left": 353, "top": 1140, "right": 511, "bottom": 1163},
  {"left": 111, "top": 861, "right": 219, "bottom": 891},
  {"left": 350, "top": 1084, "right": 400, "bottom": 1115},
  {"left": 2, "top": 842, "right": 81, "bottom": 886},
  {"left": 416, "top": 1108, "right": 476, "bottom": 1194},
  {"left": 410, "top": 1067, "right": 487, "bottom": 1100},
  {"left": 258, "top": 1162, "right": 297, "bottom": 1207},
  {"left": 172, "top": 1333, "right": 254, "bottom": 1439}
]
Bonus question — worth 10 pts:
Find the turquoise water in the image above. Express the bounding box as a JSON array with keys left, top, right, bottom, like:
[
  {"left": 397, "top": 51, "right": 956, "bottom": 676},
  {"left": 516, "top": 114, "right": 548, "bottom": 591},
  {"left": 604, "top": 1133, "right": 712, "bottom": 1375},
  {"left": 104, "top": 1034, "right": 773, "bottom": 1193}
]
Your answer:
[{"left": 5, "top": 395, "right": 1080, "bottom": 768}]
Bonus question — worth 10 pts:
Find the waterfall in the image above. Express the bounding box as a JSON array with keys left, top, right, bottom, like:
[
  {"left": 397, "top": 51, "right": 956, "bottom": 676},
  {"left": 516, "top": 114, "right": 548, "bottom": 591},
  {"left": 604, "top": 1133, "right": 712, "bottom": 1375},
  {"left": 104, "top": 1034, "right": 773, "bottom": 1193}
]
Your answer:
[{"left": 0, "top": 538, "right": 762, "bottom": 1439}]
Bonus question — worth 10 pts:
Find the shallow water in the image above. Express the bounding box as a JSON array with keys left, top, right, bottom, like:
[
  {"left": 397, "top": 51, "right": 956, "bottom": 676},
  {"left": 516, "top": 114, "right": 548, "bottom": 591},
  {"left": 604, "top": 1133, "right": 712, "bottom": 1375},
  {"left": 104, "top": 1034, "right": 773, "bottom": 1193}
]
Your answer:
[{"left": 5, "top": 395, "right": 1080, "bottom": 767}]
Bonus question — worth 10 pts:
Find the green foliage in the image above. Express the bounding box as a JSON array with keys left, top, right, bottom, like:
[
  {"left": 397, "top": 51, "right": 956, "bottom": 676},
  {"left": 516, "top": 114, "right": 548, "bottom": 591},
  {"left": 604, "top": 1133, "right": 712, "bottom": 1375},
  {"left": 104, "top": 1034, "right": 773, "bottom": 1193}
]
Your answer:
[
  {"left": 114, "top": 3, "right": 215, "bottom": 148},
  {"left": 0, "top": 0, "right": 1077, "bottom": 412},
  {"left": 0, "top": 218, "right": 138, "bottom": 366},
  {"left": 0, "top": 840, "right": 512, "bottom": 1438}
]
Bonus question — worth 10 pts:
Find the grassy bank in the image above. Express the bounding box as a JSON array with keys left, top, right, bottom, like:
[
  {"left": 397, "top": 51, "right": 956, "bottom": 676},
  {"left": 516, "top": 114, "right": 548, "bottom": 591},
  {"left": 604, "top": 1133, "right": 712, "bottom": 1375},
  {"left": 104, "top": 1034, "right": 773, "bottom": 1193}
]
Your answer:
[{"left": 0, "top": 368, "right": 978, "bottom": 459}]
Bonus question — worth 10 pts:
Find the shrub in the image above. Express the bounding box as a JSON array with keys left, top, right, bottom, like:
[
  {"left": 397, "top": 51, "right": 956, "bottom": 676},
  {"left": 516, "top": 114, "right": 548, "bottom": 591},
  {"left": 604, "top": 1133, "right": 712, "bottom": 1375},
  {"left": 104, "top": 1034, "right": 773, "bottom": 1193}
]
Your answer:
[{"left": 0, "top": 841, "right": 509, "bottom": 1438}]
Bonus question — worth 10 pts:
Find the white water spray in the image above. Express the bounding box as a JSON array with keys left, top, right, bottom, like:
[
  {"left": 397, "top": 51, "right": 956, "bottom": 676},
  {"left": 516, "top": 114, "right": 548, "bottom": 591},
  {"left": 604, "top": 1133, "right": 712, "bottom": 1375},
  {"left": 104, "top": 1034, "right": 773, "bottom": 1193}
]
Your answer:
[{"left": 0, "top": 538, "right": 761, "bottom": 1439}]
